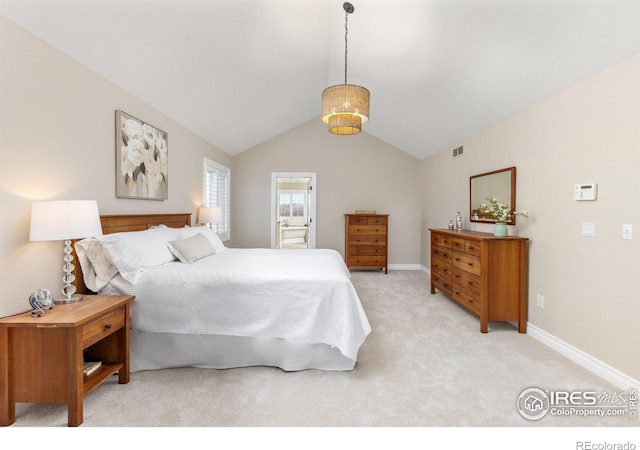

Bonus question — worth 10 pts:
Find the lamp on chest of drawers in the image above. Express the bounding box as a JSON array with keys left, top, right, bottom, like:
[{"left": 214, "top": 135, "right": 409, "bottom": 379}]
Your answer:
[{"left": 29, "top": 200, "right": 103, "bottom": 304}]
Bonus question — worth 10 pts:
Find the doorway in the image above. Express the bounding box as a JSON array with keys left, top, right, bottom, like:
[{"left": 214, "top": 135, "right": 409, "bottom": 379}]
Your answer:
[{"left": 271, "top": 172, "right": 316, "bottom": 249}]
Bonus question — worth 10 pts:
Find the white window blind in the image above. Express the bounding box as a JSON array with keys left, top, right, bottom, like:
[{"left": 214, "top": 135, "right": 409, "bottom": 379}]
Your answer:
[{"left": 203, "top": 158, "right": 230, "bottom": 241}]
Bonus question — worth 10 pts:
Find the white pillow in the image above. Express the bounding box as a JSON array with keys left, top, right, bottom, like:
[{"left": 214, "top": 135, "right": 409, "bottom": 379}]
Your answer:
[
  {"left": 75, "top": 237, "right": 119, "bottom": 292},
  {"left": 167, "top": 233, "right": 216, "bottom": 263},
  {"left": 95, "top": 226, "right": 179, "bottom": 283},
  {"left": 178, "top": 225, "right": 227, "bottom": 252}
]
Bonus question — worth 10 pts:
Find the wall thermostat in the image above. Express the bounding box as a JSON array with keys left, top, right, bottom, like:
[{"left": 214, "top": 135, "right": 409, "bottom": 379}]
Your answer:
[{"left": 574, "top": 183, "right": 597, "bottom": 201}]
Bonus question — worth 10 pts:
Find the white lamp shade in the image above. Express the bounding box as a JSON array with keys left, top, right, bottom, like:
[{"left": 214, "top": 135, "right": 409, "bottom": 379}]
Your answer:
[
  {"left": 29, "top": 200, "right": 103, "bottom": 241},
  {"left": 198, "top": 206, "right": 222, "bottom": 225}
]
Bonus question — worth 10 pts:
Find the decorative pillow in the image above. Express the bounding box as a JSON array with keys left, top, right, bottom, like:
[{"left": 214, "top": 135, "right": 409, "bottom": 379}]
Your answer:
[
  {"left": 167, "top": 233, "right": 216, "bottom": 263},
  {"left": 178, "top": 225, "right": 227, "bottom": 252},
  {"left": 95, "top": 225, "right": 179, "bottom": 284},
  {"left": 75, "top": 237, "right": 119, "bottom": 292}
]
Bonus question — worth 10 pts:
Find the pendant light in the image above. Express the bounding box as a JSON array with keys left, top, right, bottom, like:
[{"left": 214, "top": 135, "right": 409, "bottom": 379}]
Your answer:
[{"left": 321, "top": 2, "right": 370, "bottom": 135}]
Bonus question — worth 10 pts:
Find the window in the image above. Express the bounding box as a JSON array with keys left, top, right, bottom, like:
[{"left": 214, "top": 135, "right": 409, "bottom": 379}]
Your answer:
[
  {"left": 278, "top": 190, "right": 306, "bottom": 225},
  {"left": 203, "top": 158, "right": 230, "bottom": 241}
]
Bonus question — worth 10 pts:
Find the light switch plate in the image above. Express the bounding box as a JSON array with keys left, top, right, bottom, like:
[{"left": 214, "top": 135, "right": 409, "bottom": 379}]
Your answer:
[
  {"left": 623, "top": 224, "right": 633, "bottom": 240},
  {"left": 582, "top": 222, "right": 596, "bottom": 237}
]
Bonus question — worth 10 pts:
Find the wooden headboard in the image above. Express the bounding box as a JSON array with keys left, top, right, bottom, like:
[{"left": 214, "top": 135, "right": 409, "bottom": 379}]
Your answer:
[{"left": 73, "top": 213, "right": 192, "bottom": 294}]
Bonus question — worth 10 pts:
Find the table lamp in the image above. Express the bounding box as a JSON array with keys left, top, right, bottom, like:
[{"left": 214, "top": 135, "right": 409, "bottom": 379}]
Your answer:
[
  {"left": 29, "top": 200, "right": 103, "bottom": 303},
  {"left": 198, "top": 206, "right": 222, "bottom": 230}
]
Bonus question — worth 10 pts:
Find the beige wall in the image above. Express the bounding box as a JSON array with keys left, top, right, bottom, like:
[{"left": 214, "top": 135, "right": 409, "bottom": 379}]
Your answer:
[
  {"left": 0, "top": 17, "right": 232, "bottom": 317},
  {"left": 232, "top": 118, "right": 422, "bottom": 265},
  {"left": 421, "top": 53, "right": 640, "bottom": 380}
]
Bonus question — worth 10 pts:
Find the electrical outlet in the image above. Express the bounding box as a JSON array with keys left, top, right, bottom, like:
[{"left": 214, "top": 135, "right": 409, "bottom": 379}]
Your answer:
[
  {"left": 581, "top": 222, "right": 596, "bottom": 237},
  {"left": 537, "top": 294, "right": 544, "bottom": 309}
]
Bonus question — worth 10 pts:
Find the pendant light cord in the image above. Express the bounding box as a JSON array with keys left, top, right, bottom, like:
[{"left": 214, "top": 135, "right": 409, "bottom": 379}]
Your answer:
[{"left": 344, "top": 10, "right": 349, "bottom": 85}]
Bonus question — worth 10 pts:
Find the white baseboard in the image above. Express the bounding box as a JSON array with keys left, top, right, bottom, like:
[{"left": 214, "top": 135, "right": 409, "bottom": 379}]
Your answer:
[
  {"left": 527, "top": 323, "right": 639, "bottom": 390},
  {"left": 388, "top": 264, "right": 423, "bottom": 271},
  {"left": 391, "top": 265, "right": 638, "bottom": 390}
]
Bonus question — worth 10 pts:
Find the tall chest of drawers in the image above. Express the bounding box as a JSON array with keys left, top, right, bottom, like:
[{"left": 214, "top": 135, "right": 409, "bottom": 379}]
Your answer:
[
  {"left": 345, "top": 214, "right": 389, "bottom": 274},
  {"left": 429, "top": 229, "right": 529, "bottom": 333}
]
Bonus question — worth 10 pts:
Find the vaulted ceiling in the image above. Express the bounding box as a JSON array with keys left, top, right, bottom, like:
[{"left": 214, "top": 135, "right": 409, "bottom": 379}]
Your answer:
[{"left": 2, "top": 0, "right": 639, "bottom": 160}]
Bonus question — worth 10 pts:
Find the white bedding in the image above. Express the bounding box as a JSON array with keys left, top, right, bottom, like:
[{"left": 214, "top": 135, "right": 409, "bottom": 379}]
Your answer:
[{"left": 100, "top": 248, "right": 371, "bottom": 369}]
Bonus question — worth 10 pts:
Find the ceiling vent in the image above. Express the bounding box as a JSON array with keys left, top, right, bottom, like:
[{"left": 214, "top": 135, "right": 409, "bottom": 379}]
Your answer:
[{"left": 452, "top": 146, "right": 464, "bottom": 159}]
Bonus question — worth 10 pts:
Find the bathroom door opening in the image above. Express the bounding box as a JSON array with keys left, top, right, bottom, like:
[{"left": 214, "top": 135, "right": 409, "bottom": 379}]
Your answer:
[{"left": 271, "top": 172, "right": 316, "bottom": 249}]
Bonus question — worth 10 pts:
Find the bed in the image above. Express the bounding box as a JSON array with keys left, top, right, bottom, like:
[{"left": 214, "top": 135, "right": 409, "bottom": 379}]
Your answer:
[{"left": 73, "top": 213, "right": 371, "bottom": 372}]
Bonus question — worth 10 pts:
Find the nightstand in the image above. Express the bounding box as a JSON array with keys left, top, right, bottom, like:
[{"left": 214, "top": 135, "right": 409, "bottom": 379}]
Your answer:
[{"left": 0, "top": 294, "right": 134, "bottom": 427}]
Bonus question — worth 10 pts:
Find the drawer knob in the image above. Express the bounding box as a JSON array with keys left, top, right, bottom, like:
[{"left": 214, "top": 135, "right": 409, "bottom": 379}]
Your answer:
[
  {"left": 468, "top": 262, "right": 473, "bottom": 266},
  {"left": 104, "top": 323, "right": 112, "bottom": 330}
]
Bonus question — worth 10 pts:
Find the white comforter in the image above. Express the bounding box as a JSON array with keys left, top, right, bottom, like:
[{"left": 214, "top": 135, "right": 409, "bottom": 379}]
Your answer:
[{"left": 102, "top": 248, "right": 371, "bottom": 362}]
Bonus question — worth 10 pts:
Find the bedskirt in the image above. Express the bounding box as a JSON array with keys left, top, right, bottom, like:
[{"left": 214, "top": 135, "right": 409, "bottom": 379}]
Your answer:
[{"left": 130, "top": 330, "right": 359, "bottom": 372}]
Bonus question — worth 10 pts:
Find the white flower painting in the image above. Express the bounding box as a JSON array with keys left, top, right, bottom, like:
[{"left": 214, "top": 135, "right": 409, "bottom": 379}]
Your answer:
[{"left": 116, "top": 110, "right": 168, "bottom": 200}]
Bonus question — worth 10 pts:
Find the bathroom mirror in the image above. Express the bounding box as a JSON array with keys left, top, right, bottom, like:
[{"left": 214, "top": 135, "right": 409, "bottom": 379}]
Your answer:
[{"left": 470, "top": 167, "right": 516, "bottom": 224}]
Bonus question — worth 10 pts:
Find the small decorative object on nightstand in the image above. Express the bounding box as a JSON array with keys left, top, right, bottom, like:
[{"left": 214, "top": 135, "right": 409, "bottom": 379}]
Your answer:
[{"left": 0, "top": 295, "right": 134, "bottom": 427}]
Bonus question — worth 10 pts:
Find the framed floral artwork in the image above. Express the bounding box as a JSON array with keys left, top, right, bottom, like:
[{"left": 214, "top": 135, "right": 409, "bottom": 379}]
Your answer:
[{"left": 115, "top": 110, "right": 168, "bottom": 200}]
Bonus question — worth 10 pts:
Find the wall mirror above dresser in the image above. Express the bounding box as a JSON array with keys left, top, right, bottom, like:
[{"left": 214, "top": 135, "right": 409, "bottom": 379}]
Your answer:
[{"left": 469, "top": 166, "right": 516, "bottom": 225}]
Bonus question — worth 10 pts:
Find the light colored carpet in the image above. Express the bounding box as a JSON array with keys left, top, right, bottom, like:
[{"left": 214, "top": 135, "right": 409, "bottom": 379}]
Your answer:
[{"left": 9, "top": 270, "right": 635, "bottom": 429}]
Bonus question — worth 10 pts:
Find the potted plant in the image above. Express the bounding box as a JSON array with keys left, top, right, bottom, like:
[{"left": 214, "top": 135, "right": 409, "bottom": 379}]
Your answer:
[{"left": 477, "top": 197, "right": 529, "bottom": 236}]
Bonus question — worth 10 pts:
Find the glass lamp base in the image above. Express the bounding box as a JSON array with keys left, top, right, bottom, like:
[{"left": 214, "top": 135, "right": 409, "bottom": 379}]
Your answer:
[{"left": 54, "top": 294, "right": 83, "bottom": 304}]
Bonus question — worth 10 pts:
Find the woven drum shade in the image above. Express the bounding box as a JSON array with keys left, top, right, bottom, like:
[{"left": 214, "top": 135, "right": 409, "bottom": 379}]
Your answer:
[{"left": 321, "top": 84, "right": 370, "bottom": 135}]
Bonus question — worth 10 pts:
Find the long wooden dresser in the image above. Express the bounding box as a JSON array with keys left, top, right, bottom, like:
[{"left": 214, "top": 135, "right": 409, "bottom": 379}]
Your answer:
[
  {"left": 345, "top": 214, "right": 389, "bottom": 274},
  {"left": 429, "top": 229, "right": 529, "bottom": 333}
]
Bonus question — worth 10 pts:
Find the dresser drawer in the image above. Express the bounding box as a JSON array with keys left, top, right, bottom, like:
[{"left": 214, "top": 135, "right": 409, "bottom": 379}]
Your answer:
[
  {"left": 349, "top": 235, "right": 386, "bottom": 245},
  {"left": 348, "top": 215, "right": 387, "bottom": 225},
  {"left": 366, "top": 216, "right": 387, "bottom": 225},
  {"left": 432, "top": 253, "right": 451, "bottom": 274},
  {"left": 452, "top": 267, "right": 481, "bottom": 294},
  {"left": 465, "top": 240, "right": 481, "bottom": 257},
  {"left": 431, "top": 234, "right": 452, "bottom": 248},
  {"left": 450, "top": 237, "right": 465, "bottom": 252},
  {"left": 432, "top": 272, "right": 452, "bottom": 296},
  {"left": 432, "top": 264, "right": 452, "bottom": 285},
  {"left": 348, "top": 245, "right": 386, "bottom": 256},
  {"left": 347, "top": 256, "right": 386, "bottom": 267},
  {"left": 452, "top": 285, "right": 481, "bottom": 315},
  {"left": 348, "top": 225, "right": 386, "bottom": 235},
  {"left": 431, "top": 245, "right": 452, "bottom": 261},
  {"left": 451, "top": 238, "right": 481, "bottom": 257},
  {"left": 82, "top": 307, "right": 125, "bottom": 348},
  {"left": 452, "top": 251, "right": 481, "bottom": 276}
]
